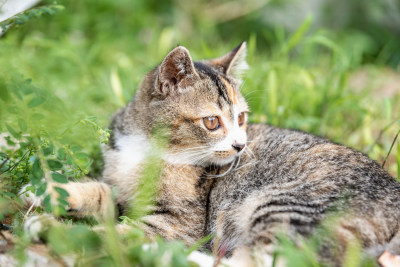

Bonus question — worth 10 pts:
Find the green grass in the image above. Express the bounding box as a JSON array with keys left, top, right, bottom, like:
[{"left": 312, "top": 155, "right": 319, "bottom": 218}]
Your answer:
[{"left": 0, "top": 0, "right": 399, "bottom": 266}]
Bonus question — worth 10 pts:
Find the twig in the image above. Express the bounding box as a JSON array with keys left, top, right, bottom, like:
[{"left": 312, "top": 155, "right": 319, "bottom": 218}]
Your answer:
[
  {"left": 0, "top": 231, "right": 10, "bottom": 243},
  {"left": 367, "top": 119, "right": 400, "bottom": 154},
  {"left": 23, "top": 198, "right": 38, "bottom": 223},
  {"left": 0, "top": 156, "right": 9, "bottom": 170},
  {"left": 382, "top": 128, "right": 400, "bottom": 168},
  {"left": 1, "top": 148, "right": 32, "bottom": 174}
]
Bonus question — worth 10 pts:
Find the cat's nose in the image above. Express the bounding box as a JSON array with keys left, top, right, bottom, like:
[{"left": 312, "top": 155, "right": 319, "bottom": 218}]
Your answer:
[{"left": 232, "top": 143, "right": 245, "bottom": 152}]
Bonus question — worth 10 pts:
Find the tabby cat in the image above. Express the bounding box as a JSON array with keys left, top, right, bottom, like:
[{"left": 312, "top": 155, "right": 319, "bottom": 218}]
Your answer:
[{"left": 23, "top": 43, "right": 400, "bottom": 266}]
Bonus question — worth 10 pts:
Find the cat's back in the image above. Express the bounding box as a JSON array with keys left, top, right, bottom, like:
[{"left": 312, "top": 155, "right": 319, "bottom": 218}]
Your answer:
[
  {"left": 206, "top": 123, "right": 400, "bottom": 254},
  {"left": 211, "top": 123, "right": 400, "bottom": 203}
]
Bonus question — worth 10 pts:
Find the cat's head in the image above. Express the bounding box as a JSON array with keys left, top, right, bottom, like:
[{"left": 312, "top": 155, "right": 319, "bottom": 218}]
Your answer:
[{"left": 136, "top": 43, "right": 249, "bottom": 166}]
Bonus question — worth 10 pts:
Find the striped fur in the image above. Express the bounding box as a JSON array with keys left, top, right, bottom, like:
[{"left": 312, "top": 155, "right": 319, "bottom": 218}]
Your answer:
[{"left": 205, "top": 124, "right": 400, "bottom": 264}]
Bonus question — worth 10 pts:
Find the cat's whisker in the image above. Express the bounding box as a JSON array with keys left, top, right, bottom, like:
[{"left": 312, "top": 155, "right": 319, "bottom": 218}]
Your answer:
[
  {"left": 234, "top": 160, "right": 256, "bottom": 171},
  {"left": 246, "top": 140, "right": 265, "bottom": 143},
  {"left": 244, "top": 147, "right": 254, "bottom": 161},
  {"left": 207, "top": 158, "right": 237, "bottom": 178},
  {"left": 234, "top": 155, "right": 241, "bottom": 170},
  {"left": 244, "top": 150, "right": 255, "bottom": 163},
  {"left": 243, "top": 89, "right": 265, "bottom": 98},
  {"left": 168, "top": 148, "right": 210, "bottom": 156},
  {"left": 178, "top": 155, "right": 206, "bottom": 165},
  {"left": 245, "top": 146, "right": 256, "bottom": 160},
  {"left": 171, "top": 150, "right": 213, "bottom": 165},
  {"left": 194, "top": 153, "right": 213, "bottom": 165},
  {"left": 170, "top": 146, "right": 210, "bottom": 154},
  {"left": 189, "top": 152, "right": 213, "bottom": 166}
]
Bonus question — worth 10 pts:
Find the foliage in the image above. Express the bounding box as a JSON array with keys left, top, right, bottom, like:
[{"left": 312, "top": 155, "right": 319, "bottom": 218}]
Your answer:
[
  {"left": 0, "top": 0, "right": 399, "bottom": 266},
  {"left": 0, "top": 4, "right": 64, "bottom": 34}
]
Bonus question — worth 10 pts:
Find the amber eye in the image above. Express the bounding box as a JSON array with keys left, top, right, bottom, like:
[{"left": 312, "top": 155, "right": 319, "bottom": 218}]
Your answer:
[
  {"left": 203, "top": 116, "right": 220, "bottom": 131},
  {"left": 238, "top": 112, "right": 246, "bottom": 126}
]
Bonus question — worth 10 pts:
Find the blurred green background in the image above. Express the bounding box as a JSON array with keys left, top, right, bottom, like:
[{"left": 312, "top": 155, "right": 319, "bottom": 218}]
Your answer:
[{"left": 0, "top": 0, "right": 399, "bottom": 265}]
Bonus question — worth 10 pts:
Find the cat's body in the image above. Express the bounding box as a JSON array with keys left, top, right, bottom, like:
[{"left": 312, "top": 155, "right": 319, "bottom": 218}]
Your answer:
[
  {"left": 206, "top": 124, "right": 400, "bottom": 261},
  {"left": 22, "top": 43, "right": 400, "bottom": 265}
]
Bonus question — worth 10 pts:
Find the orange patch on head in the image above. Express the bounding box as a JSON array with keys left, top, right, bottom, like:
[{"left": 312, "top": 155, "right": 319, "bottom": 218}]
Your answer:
[{"left": 220, "top": 76, "right": 238, "bottom": 104}]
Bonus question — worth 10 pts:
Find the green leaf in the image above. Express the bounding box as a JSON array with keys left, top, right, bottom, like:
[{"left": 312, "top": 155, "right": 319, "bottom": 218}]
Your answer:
[
  {"left": 66, "top": 154, "right": 73, "bottom": 165},
  {"left": 75, "top": 152, "right": 88, "bottom": 160},
  {"left": 43, "top": 194, "right": 52, "bottom": 212},
  {"left": 54, "top": 186, "right": 69, "bottom": 198},
  {"left": 57, "top": 198, "right": 69, "bottom": 207},
  {"left": 47, "top": 159, "right": 62, "bottom": 170},
  {"left": 5, "top": 124, "right": 20, "bottom": 139},
  {"left": 57, "top": 148, "right": 66, "bottom": 160},
  {"left": 31, "top": 158, "right": 44, "bottom": 185},
  {"left": 42, "top": 143, "right": 54, "bottom": 156},
  {"left": 28, "top": 95, "right": 46, "bottom": 108},
  {"left": 25, "top": 185, "right": 36, "bottom": 193},
  {"left": 18, "top": 118, "right": 27, "bottom": 132},
  {"left": 3, "top": 191, "right": 16, "bottom": 198},
  {"left": 36, "top": 182, "right": 47, "bottom": 196},
  {"left": 51, "top": 173, "right": 68, "bottom": 183},
  {"left": 282, "top": 16, "right": 313, "bottom": 55}
]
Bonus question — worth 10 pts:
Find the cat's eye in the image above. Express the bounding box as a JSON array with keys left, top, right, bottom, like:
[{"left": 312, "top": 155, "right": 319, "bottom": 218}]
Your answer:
[
  {"left": 203, "top": 116, "right": 220, "bottom": 131},
  {"left": 238, "top": 112, "right": 246, "bottom": 126}
]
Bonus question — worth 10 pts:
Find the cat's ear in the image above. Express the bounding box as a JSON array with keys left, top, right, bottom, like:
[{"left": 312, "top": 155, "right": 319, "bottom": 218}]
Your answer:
[
  {"left": 156, "top": 46, "right": 199, "bottom": 96},
  {"left": 212, "top": 42, "right": 249, "bottom": 79}
]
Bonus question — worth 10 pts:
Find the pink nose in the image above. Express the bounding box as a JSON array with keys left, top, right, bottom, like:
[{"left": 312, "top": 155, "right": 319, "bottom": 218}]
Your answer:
[{"left": 232, "top": 143, "right": 245, "bottom": 152}]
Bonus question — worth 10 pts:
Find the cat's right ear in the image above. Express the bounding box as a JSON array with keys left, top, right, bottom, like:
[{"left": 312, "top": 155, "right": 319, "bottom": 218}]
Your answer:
[
  {"left": 155, "top": 46, "right": 199, "bottom": 97},
  {"left": 211, "top": 42, "right": 249, "bottom": 80}
]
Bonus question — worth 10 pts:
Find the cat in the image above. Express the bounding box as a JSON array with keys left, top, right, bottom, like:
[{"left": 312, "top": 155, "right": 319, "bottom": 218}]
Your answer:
[
  {"left": 22, "top": 43, "right": 400, "bottom": 266},
  {"left": 22, "top": 43, "right": 250, "bottom": 247}
]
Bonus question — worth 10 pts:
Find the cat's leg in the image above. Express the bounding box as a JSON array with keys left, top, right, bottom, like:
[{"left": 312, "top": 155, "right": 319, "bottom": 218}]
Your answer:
[
  {"left": 21, "top": 181, "right": 114, "bottom": 221},
  {"left": 140, "top": 210, "right": 205, "bottom": 246},
  {"left": 133, "top": 164, "right": 212, "bottom": 246}
]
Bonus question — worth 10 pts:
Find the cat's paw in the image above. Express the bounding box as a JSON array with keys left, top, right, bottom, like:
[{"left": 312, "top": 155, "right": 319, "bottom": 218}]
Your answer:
[
  {"left": 187, "top": 248, "right": 275, "bottom": 267},
  {"left": 23, "top": 214, "right": 58, "bottom": 242},
  {"left": 379, "top": 252, "right": 400, "bottom": 267},
  {"left": 19, "top": 184, "right": 44, "bottom": 208},
  {"left": 220, "top": 247, "right": 275, "bottom": 267},
  {"left": 187, "top": 251, "right": 215, "bottom": 267}
]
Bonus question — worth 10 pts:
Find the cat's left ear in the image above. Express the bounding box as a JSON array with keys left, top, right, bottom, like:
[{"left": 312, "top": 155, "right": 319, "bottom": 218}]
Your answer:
[
  {"left": 211, "top": 42, "right": 249, "bottom": 79},
  {"left": 156, "top": 46, "right": 199, "bottom": 97}
]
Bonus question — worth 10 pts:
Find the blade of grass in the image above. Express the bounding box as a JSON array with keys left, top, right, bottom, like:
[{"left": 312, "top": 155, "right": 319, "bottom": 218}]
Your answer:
[{"left": 382, "top": 128, "right": 400, "bottom": 168}]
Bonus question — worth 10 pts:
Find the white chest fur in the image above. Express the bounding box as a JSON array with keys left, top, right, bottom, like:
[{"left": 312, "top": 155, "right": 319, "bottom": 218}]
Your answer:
[
  {"left": 101, "top": 131, "right": 152, "bottom": 202},
  {"left": 115, "top": 133, "right": 150, "bottom": 173},
  {"left": 102, "top": 131, "right": 151, "bottom": 180}
]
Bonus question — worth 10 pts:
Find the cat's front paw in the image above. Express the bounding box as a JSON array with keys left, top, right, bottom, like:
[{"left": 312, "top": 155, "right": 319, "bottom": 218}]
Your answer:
[
  {"left": 24, "top": 214, "right": 58, "bottom": 242},
  {"left": 19, "top": 184, "right": 44, "bottom": 209}
]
